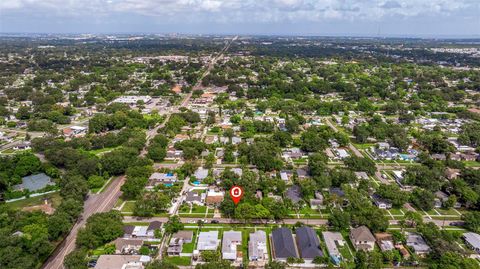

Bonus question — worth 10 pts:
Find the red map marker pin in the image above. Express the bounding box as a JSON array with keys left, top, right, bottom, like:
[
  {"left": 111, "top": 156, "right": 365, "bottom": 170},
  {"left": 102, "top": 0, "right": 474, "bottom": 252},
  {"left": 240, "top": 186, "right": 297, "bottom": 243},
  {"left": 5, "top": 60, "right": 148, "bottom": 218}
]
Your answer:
[{"left": 229, "top": 186, "right": 244, "bottom": 205}]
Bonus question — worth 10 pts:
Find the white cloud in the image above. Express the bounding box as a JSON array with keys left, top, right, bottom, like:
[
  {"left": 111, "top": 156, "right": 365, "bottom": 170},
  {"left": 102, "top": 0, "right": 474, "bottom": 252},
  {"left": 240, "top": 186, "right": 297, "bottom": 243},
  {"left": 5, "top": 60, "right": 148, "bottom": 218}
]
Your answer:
[{"left": 0, "top": 0, "right": 477, "bottom": 23}]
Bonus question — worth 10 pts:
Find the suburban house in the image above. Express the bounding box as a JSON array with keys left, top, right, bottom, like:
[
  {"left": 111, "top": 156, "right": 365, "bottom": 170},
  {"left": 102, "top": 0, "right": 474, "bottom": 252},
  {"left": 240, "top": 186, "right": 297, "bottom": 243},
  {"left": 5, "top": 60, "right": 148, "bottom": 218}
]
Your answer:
[
  {"left": 354, "top": 172, "right": 369, "bottom": 181},
  {"left": 271, "top": 228, "right": 299, "bottom": 261},
  {"left": 434, "top": 191, "right": 449, "bottom": 208},
  {"left": 372, "top": 194, "right": 393, "bottom": 209},
  {"left": 196, "top": 231, "right": 220, "bottom": 251},
  {"left": 406, "top": 233, "right": 431, "bottom": 256},
  {"left": 249, "top": 230, "right": 268, "bottom": 262},
  {"left": 335, "top": 148, "right": 350, "bottom": 159},
  {"left": 295, "top": 226, "right": 323, "bottom": 261},
  {"left": 167, "top": 230, "right": 194, "bottom": 256},
  {"left": 349, "top": 226, "right": 376, "bottom": 252},
  {"left": 194, "top": 168, "right": 209, "bottom": 181},
  {"left": 374, "top": 233, "right": 395, "bottom": 252},
  {"left": 167, "top": 237, "right": 183, "bottom": 256},
  {"left": 322, "top": 232, "right": 345, "bottom": 265},
  {"left": 94, "top": 255, "right": 151, "bottom": 269},
  {"left": 14, "top": 173, "right": 54, "bottom": 192},
  {"left": 185, "top": 191, "right": 206, "bottom": 206},
  {"left": 286, "top": 185, "right": 303, "bottom": 204},
  {"left": 146, "top": 172, "right": 177, "bottom": 189},
  {"left": 113, "top": 238, "right": 144, "bottom": 255},
  {"left": 172, "top": 230, "right": 193, "bottom": 243},
  {"left": 146, "top": 221, "right": 162, "bottom": 238},
  {"left": 222, "top": 231, "right": 242, "bottom": 261},
  {"left": 205, "top": 188, "right": 224, "bottom": 206},
  {"left": 463, "top": 232, "right": 480, "bottom": 254},
  {"left": 123, "top": 222, "right": 160, "bottom": 239}
]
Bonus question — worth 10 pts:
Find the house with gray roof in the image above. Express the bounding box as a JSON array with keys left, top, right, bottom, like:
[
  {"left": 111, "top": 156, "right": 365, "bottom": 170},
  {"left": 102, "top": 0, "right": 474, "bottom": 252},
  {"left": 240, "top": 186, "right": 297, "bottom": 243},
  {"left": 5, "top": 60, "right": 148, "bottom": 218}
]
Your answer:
[
  {"left": 406, "top": 232, "right": 431, "bottom": 256},
  {"left": 463, "top": 232, "right": 480, "bottom": 254},
  {"left": 14, "top": 173, "right": 54, "bottom": 192},
  {"left": 271, "top": 228, "right": 298, "bottom": 261},
  {"left": 194, "top": 168, "right": 209, "bottom": 180},
  {"left": 197, "top": 231, "right": 219, "bottom": 251},
  {"left": 185, "top": 191, "right": 205, "bottom": 205},
  {"left": 296, "top": 226, "right": 323, "bottom": 260},
  {"left": 222, "top": 231, "right": 242, "bottom": 260},
  {"left": 286, "top": 185, "right": 302, "bottom": 204},
  {"left": 249, "top": 230, "right": 268, "bottom": 262},
  {"left": 350, "top": 226, "right": 376, "bottom": 252},
  {"left": 322, "top": 232, "right": 344, "bottom": 265}
]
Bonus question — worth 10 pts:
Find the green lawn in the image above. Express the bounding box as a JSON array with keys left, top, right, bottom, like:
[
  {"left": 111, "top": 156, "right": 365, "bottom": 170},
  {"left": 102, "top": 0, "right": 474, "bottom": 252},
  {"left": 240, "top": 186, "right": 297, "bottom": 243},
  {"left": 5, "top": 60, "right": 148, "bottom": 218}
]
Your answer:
[
  {"left": 191, "top": 206, "right": 207, "bottom": 214},
  {"left": 121, "top": 201, "right": 136, "bottom": 212},
  {"left": 163, "top": 256, "right": 191, "bottom": 266},
  {"left": 352, "top": 143, "right": 375, "bottom": 150},
  {"left": 182, "top": 229, "right": 197, "bottom": 253},
  {"left": 388, "top": 208, "right": 404, "bottom": 215},
  {"left": 7, "top": 192, "right": 62, "bottom": 209},
  {"left": 464, "top": 161, "right": 480, "bottom": 167},
  {"left": 88, "top": 146, "right": 121, "bottom": 155}
]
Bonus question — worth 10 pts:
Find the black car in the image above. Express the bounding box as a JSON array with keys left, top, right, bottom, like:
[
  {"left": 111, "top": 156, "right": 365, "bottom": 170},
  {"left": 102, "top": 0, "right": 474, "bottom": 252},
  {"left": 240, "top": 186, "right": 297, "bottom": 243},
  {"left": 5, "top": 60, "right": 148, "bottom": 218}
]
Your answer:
[
  {"left": 449, "top": 221, "right": 465, "bottom": 227},
  {"left": 211, "top": 220, "right": 219, "bottom": 224}
]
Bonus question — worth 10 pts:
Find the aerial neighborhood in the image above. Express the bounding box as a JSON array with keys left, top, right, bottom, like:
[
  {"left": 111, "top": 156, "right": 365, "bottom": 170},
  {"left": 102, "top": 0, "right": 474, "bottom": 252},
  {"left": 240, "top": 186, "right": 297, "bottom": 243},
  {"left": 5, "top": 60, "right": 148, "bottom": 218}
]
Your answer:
[{"left": 0, "top": 34, "right": 479, "bottom": 269}]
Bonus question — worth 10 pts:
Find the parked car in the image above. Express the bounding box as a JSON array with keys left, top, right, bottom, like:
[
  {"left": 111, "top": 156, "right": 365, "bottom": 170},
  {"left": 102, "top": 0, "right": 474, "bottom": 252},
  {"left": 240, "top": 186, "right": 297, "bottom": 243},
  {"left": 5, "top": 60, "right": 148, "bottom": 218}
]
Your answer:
[{"left": 211, "top": 220, "right": 219, "bottom": 224}]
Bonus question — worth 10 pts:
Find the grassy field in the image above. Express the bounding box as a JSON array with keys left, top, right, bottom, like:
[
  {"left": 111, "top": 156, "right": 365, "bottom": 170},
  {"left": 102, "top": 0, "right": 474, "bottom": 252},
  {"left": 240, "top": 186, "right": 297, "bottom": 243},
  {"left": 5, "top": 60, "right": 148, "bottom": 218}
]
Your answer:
[
  {"left": 182, "top": 229, "right": 198, "bottom": 253},
  {"left": 163, "top": 256, "right": 191, "bottom": 266},
  {"left": 88, "top": 146, "right": 121, "bottom": 155},
  {"left": 7, "top": 192, "right": 62, "bottom": 209},
  {"left": 121, "top": 201, "right": 136, "bottom": 212}
]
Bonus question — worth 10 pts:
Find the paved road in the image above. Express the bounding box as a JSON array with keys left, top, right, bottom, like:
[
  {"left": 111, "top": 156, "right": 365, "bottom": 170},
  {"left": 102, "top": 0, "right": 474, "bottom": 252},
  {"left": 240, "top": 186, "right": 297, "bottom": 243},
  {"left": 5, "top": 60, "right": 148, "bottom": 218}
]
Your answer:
[
  {"left": 123, "top": 216, "right": 328, "bottom": 225},
  {"left": 123, "top": 215, "right": 461, "bottom": 228},
  {"left": 140, "top": 36, "right": 236, "bottom": 157},
  {"left": 41, "top": 176, "right": 126, "bottom": 269},
  {"left": 324, "top": 118, "right": 363, "bottom": 158}
]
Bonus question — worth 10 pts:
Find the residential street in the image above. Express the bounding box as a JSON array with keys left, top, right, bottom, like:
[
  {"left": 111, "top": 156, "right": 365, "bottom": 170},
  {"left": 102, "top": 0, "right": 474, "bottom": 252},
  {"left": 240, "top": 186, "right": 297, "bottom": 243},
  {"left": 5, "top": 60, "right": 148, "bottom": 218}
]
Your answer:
[{"left": 41, "top": 176, "right": 125, "bottom": 269}]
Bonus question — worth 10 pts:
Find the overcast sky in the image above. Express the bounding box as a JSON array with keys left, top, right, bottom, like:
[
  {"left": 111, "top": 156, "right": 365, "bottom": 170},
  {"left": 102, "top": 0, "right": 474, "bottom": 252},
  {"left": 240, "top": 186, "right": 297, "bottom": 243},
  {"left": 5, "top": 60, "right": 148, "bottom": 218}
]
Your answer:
[{"left": 1, "top": 0, "right": 479, "bottom": 37}]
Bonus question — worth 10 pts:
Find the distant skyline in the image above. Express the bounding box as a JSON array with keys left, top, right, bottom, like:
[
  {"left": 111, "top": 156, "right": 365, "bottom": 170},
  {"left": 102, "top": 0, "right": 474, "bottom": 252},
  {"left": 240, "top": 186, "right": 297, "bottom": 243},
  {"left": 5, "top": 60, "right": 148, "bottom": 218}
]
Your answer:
[{"left": 1, "top": 0, "right": 479, "bottom": 37}]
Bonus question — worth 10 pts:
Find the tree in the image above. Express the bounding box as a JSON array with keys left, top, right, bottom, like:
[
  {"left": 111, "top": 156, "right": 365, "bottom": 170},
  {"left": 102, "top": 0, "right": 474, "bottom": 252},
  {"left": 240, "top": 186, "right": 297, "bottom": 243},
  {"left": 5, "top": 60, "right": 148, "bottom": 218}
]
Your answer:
[
  {"left": 462, "top": 212, "right": 480, "bottom": 233},
  {"left": 204, "top": 153, "right": 215, "bottom": 169},
  {"left": 76, "top": 211, "right": 124, "bottom": 249},
  {"left": 59, "top": 174, "right": 89, "bottom": 201},
  {"left": 47, "top": 211, "right": 72, "bottom": 239},
  {"left": 147, "top": 145, "right": 166, "bottom": 162},
  {"left": 164, "top": 216, "right": 184, "bottom": 234},
  {"left": 402, "top": 211, "right": 424, "bottom": 228},
  {"left": 200, "top": 250, "right": 221, "bottom": 262},
  {"left": 64, "top": 249, "right": 88, "bottom": 269},
  {"left": 235, "top": 202, "right": 255, "bottom": 222},
  {"left": 376, "top": 184, "right": 408, "bottom": 207},
  {"left": 353, "top": 124, "right": 370, "bottom": 143},
  {"left": 285, "top": 118, "right": 299, "bottom": 133},
  {"left": 272, "top": 131, "right": 292, "bottom": 147},
  {"left": 410, "top": 188, "right": 435, "bottom": 211},
  {"left": 265, "top": 261, "right": 287, "bottom": 269},
  {"left": 87, "top": 175, "right": 105, "bottom": 189},
  {"left": 344, "top": 156, "right": 376, "bottom": 175},
  {"left": 328, "top": 208, "right": 350, "bottom": 230}
]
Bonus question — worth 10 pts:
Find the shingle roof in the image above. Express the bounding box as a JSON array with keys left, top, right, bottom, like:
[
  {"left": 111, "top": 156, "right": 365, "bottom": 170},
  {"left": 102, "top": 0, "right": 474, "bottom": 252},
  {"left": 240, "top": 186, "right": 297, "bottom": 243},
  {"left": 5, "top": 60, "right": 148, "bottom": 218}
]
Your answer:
[
  {"left": 296, "top": 226, "right": 323, "bottom": 259},
  {"left": 14, "top": 173, "right": 53, "bottom": 192},
  {"left": 147, "top": 221, "right": 162, "bottom": 231},
  {"left": 272, "top": 228, "right": 298, "bottom": 259},
  {"left": 350, "top": 226, "right": 375, "bottom": 242},
  {"left": 286, "top": 185, "right": 302, "bottom": 203},
  {"left": 123, "top": 225, "right": 135, "bottom": 235}
]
